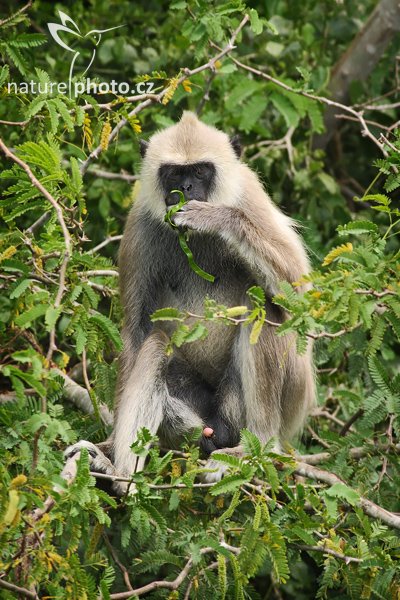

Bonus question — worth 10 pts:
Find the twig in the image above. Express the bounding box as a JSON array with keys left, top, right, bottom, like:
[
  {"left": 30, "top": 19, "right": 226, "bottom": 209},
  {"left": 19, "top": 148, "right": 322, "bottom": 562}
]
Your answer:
[
  {"left": 379, "top": 133, "right": 399, "bottom": 153},
  {"left": 355, "top": 288, "right": 396, "bottom": 298},
  {"left": 334, "top": 113, "right": 393, "bottom": 131},
  {"left": 196, "top": 71, "right": 216, "bottom": 115},
  {"left": 79, "top": 269, "right": 119, "bottom": 277},
  {"left": 90, "top": 471, "right": 214, "bottom": 488},
  {"left": 26, "top": 211, "right": 51, "bottom": 235},
  {"left": 339, "top": 408, "right": 364, "bottom": 436},
  {"left": 0, "top": 578, "right": 38, "bottom": 599},
  {"left": 103, "top": 534, "right": 134, "bottom": 592},
  {"left": 88, "top": 235, "right": 123, "bottom": 255},
  {"left": 184, "top": 560, "right": 219, "bottom": 599},
  {"left": 0, "top": 140, "right": 72, "bottom": 369},
  {"left": 293, "top": 544, "right": 363, "bottom": 564},
  {"left": 108, "top": 547, "right": 223, "bottom": 599},
  {"left": 185, "top": 309, "right": 361, "bottom": 341},
  {"left": 246, "top": 127, "right": 295, "bottom": 171},
  {"left": 212, "top": 48, "right": 389, "bottom": 158},
  {"left": 0, "top": 0, "right": 32, "bottom": 27},
  {"left": 55, "top": 368, "right": 113, "bottom": 426},
  {"left": 86, "top": 168, "right": 138, "bottom": 182},
  {"left": 311, "top": 408, "right": 346, "bottom": 427},
  {"left": 0, "top": 118, "right": 31, "bottom": 126},
  {"left": 293, "top": 461, "right": 400, "bottom": 529},
  {"left": 364, "top": 100, "right": 400, "bottom": 111},
  {"left": 80, "top": 93, "right": 161, "bottom": 112},
  {"left": 375, "top": 414, "right": 395, "bottom": 489},
  {"left": 306, "top": 424, "right": 331, "bottom": 449},
  {"left": 79, "top": 14, "right": 250, "bottom": 175}
]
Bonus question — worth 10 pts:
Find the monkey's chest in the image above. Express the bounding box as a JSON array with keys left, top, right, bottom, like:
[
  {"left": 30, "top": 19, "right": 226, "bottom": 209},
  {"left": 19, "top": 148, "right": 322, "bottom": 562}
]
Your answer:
[{"left": 159, "top": 233, "right": 253, "bottom": 384}]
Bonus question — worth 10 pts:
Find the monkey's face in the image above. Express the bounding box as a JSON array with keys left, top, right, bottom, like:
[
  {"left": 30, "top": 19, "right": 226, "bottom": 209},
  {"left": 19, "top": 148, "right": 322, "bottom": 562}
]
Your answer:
[
  {"left": 158, "top": 162, "right": 216, "bottom": 206},
  {"left": 138, "top": 111, "right": 244, "bottom": 218}
]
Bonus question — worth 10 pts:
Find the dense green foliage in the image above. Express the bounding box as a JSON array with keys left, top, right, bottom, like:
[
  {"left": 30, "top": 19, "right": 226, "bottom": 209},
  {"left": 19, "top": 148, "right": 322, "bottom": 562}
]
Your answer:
[{"left": 0, "top": 1, "right": 399, "bottom": 598}]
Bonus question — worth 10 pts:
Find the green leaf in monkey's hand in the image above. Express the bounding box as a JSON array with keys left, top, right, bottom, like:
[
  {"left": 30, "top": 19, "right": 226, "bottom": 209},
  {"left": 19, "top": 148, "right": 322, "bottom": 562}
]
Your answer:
[{"left": 164, "top": 189, "right": 215, "bottom": 283}]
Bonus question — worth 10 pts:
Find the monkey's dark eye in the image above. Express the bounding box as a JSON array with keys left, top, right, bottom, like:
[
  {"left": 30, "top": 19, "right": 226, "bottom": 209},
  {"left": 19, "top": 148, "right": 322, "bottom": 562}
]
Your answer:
[{"left": 194, "top": 165, "right": 204, "bottom": 179}]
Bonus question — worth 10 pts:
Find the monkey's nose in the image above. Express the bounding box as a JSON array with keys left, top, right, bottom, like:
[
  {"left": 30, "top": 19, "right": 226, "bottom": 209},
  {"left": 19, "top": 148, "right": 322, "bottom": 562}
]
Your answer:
[{"left": 180, "top": 183, "right": 192, "bottom": 192}]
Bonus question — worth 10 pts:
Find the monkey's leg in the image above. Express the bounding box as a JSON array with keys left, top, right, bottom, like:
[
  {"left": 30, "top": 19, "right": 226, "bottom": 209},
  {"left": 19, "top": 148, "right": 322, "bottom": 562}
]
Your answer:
[
  {"left": 280, "top": 343, "right": 315, "bottom": 441},
  {"left": 113, "top": 330, "right": 169, "bottom": 477},
  {"left": 160, "top": 357, "right": 215, "bottom": 449},
  {"left": 202, "top": 327, "right": 286, "bottom": 482},
  {"left": 113, "top": 332, "right": 206, "bottom": 477}
]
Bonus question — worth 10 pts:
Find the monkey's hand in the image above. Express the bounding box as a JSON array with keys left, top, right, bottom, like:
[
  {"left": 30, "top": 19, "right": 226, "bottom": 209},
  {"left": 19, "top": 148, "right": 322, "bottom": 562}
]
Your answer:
[
  {"left": 64, "top": 440, "right": 128, "bottom": 496},
  {"left": 172, "top": 200, "right": 217, "bottom": 232},
  {"left": 201, "top": 445, "right": 244, "bottom": 483}
]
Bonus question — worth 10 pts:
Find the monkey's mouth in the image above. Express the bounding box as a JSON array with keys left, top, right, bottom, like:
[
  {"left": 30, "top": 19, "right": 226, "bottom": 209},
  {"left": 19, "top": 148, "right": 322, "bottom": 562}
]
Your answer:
[{"left": 165, "top": 191, "right": 204, "bottom": 206}]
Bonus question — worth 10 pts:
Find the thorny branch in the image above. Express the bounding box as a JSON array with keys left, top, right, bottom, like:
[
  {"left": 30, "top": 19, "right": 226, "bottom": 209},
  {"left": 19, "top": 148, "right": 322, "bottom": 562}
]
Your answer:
[
  {"left": 78, "top": 14, "right": 250, "bottom": 175},
  {"left": 0, "top": 139, "right": 72, "bottom": 381}
]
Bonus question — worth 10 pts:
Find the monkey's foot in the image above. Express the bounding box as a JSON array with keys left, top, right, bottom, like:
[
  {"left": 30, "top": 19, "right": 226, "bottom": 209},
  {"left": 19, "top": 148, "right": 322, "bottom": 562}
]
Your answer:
[
  {"left": 64, "top": 440, "right": 128, "bottom": 496},
  {"left": 200, "top": 445, "right": 244, "bottom": 483}
]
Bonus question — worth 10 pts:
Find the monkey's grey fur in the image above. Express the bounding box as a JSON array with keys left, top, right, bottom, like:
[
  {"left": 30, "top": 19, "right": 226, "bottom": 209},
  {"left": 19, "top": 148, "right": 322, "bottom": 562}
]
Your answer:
[{"left": 65, "top": 111, "right": 315, "bottom": 487}]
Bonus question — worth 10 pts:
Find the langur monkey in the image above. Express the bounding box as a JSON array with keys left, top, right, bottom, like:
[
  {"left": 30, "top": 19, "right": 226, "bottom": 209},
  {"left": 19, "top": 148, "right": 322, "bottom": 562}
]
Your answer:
[{"left": 66, "top": 111, "right": 315, "bottom": 484}]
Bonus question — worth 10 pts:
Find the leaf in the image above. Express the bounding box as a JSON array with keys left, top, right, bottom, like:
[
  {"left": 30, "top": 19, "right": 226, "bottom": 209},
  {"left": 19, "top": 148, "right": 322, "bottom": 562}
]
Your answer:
[
  {"left": 250, "top": 317, "right": 264, "bottom": 344},
  {"left": 317, "top": 172, "right": 339, "bottom": 194},
  {"left": 218, "top": 554, "right": 227, "bottom": 600},
  {"left": 247, "top": 286, "right": 266, "bottom": 307},
  {"left": 249, "top": 9, "right": 263, "bottom": 35},
  {"left": 0, "top": 64, "right": 10, "bottom": 87},
  {"left": 240, "top": 429, "right": 262, "bottom": 457},
  {"left": 337, "top": 220, "right": 378, "bottom": 236},
  {"left": 210, "top": 474, "right": 249, "bottom": 495},
  {"left": 183, "top": 322, "right": 208, "bottom": 343},
  {"left": 26, "top": 97, "right": 46, "bottom": 119},
  {"left": 211, "top": 452, "right": 242, "bottom": 468},
  {"left": 9, "top": 278, "right": 33, "bottom": 299},
  {"left": 8, "top": 33, "right": 46, "bottom": 48},
  {"left": 322, "top": 243, "right": 353, "bottom": 266},
  {"left": 164, "top": 190, "right": 215, "bottom": 282},
  {"left": 270, "top": 92, "right": 299, "bottom": 128},
  {"left": 5, "top": 366, "right": 46, "bottom": 397},
  {"left": 53, "top": 98, "right": 74, "bottom": 132},
  {"left": 15, "top": 304, "right": 48, "bottom": 327},
  {"left": 263, "top": 521, "right": 290, "bottom": 583},
  {"left": 151, "top": 307, "right": 183, "bottom": 321},
  {"left": 47, "top": 100, "right": 60, "bottom": 134},
  {"left": 3, "top": 490, "right": 19, "bottom": 526},
  {"left": 362, "top": 193, "right": 390, "bottom": 206},
  {"left": 325, "top": 483, "right": 360, "bottom": 506},
  {"left": 368, "top": 355, "right": 392, "bottom": 394},
  {"left": 89, "top": 313, "right": 123, "bottom": 351},
  {"left": 75, "top": 327, "right": 87, "bottom": 355},
  {"left": 45, "top": 306, "right": 62, "bottom": 332}
]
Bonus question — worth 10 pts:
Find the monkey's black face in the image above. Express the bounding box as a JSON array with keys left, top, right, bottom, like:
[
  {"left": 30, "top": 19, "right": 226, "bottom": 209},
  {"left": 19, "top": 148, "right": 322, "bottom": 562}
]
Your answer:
[{"left": 158, "top": 162, "right": 216, "bottom": 206}]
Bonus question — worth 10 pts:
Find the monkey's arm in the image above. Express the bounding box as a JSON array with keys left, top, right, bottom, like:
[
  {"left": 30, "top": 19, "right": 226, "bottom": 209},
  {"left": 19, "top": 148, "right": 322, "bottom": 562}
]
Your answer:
[
  {"left": 173, "top": 200, "right": 310, "bottom": 293},
  {"left": 118, "top": 208, "right": 166, "bottom": 353}
]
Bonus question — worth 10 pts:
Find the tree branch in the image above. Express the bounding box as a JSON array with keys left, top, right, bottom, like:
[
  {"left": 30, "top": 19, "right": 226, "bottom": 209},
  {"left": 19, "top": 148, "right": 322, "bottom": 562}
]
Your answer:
[
  {"left": 293, "top": 544, "right": 363, "bottom": 564},
  {"left": 0, "top": 578, "right": 38, "bottom": 599},
  {"left": 55, "top": 368, "right": 113, "bottom": 426},
  {"left": 216, "top": 49, "right": 389, "bottom": 157},
  {"left": 314, "top": 0, "right": 400, "bottom": 148},
  {"left": 293, "top": 461, "right": 400, "bottom": 529},
  {"left": 0, "top": 139, "right": 72, "bottom": 368},
  {"left": 79, "top": 14, "right": 249, "bottom": 175}
]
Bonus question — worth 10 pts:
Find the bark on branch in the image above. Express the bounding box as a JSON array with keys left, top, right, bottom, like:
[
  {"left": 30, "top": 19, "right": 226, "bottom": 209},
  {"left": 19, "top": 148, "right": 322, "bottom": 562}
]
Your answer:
[{"left": 314, "top": 0, "right": 400, "bottom": 148}]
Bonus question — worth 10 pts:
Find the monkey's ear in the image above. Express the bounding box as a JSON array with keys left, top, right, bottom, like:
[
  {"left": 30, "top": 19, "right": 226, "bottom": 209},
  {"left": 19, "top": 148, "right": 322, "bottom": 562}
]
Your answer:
[
  {"left": 230, "top": 134, "right": 242, "bottom": 158},
  {"left": 139, "top": 139, "right": 149, "bottom": 158}
]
